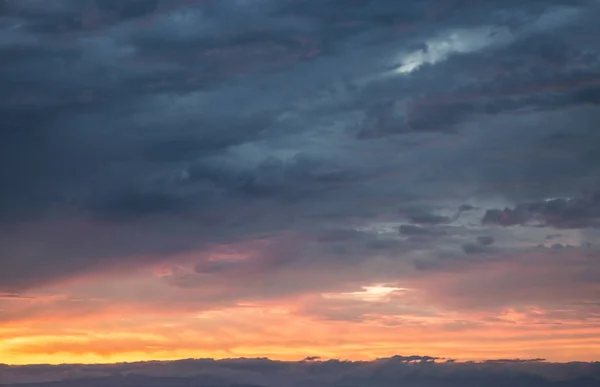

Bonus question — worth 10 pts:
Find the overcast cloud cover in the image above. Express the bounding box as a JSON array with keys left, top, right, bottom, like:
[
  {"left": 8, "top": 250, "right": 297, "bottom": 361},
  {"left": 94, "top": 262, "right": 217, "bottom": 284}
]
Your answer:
[{"left": 1, "top": 0, "right": 600, "bottom": 376}]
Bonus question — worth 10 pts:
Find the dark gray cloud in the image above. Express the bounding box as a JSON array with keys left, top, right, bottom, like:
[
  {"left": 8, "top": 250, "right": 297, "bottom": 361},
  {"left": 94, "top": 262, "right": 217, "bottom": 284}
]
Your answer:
[
  {"left": 482, "top": 194, "right": 600, "bottom": 228},
  {"left": 461, "top": 243, "right": 490, "bottom": 254},
  {"left": 477, "top": 235, "right": 495, "bottom": 245},
  {"left": 399, "top": 224, "right": 446, "bottom": 237},
  {"left": 94, "top": 0, "right": 159, "bottom": 19},
  {"left": 2, "top": 0, "right": 600, "bottom": 292},
  {"left": 2, "top": 357, "right": 600, "bottom": 387}
]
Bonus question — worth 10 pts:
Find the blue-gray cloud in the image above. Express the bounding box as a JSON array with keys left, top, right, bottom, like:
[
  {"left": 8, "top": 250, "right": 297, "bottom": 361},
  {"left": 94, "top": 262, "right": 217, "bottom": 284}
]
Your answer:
[
  {"left": 1, "top": 0, "right": 600, "bottom": 294},
  {"left": 2, "top": 356, "right": 600, "bottom": 387}
]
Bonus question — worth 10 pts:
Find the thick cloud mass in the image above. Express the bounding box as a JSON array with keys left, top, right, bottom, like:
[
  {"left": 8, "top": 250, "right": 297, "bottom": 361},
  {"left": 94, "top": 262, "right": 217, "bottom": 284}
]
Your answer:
[
  {"left": 1, "top": 0, "right": 600, "bottom": 338},
  {"left": 1, "top": 357, "right": 600, "bottom": 386}
]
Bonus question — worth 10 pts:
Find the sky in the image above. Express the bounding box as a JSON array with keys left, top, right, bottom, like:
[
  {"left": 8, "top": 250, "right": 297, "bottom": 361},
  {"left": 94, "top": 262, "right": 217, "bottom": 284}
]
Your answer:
[{"left": 1, "top": 0, "right": 600, "bottom": 369}]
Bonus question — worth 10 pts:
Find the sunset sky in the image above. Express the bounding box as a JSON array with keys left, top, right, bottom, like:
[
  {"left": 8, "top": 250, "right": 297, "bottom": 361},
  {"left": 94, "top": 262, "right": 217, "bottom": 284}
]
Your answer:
[{"left": 2, "top": 0, "right": 600, "bottom": 367}]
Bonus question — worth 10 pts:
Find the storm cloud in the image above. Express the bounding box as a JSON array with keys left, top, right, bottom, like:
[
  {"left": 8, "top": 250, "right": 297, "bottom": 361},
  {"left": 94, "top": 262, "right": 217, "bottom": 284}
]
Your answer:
[{"left": 1, "top": 1, "right": 600, "bottom": 364}]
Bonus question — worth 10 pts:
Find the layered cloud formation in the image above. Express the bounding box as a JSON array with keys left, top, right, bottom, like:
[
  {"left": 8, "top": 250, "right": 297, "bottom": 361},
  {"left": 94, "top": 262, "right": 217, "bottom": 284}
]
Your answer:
[
  {"left": 1, "top": 0, "right": 600, "bottom": 365},
  {"left": 2, "top": 357, "right": 600, "bottom": 386}
]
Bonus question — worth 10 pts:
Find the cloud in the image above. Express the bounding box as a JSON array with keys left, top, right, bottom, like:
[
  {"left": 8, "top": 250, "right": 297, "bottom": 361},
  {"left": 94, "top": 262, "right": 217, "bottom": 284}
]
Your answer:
[
  {"left": 1, "top": 357, "right": 600, "bottom": 387},
  {"left": 399, "top": 224, "right": 440, "bottom": 236},
  {"left": 477, "top": 235, "right": 495, "bottom": 245},
  {"left": 94, "top": 0, "right": 159, "bottom": 19},
  {"left": 481, "top": 195, "right": 600, "bottom": 228},
  {"left": 1, "top": 0, "right": 600, "bottom": 366}
]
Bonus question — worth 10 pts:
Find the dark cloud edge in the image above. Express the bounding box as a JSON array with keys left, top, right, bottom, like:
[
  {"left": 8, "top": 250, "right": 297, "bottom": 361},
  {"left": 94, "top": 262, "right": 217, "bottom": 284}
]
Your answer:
[{"left": 2, "top": 356, "right": 600, "bottom": 386}]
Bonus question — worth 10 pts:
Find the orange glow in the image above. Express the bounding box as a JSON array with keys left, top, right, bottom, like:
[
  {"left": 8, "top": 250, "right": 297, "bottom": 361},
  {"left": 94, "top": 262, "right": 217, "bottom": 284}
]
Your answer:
[
  {"left": 2, "top": 295, "right": 600, "bottom": 365},
  {"left": 2, "top": 245, "right": 600, "bottom": 365}
]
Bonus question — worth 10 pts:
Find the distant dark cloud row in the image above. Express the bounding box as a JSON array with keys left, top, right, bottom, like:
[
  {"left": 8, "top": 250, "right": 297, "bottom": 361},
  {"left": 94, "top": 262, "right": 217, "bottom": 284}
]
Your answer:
[{"left": 2, "top": 356, "right": 600, "bottom": 386}]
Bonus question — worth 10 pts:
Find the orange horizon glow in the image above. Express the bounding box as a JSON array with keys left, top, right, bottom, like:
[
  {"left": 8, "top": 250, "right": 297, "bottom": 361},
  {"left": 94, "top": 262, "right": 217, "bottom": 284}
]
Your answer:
[
  {"left": 3, "top": 289, "right": 600, "bottom": 365},
  {"left": 3, "top": 317, "right": 600, "bottom": 365},
  {"left": 2, "top": 238, "right": 600, "bottom": 366}
]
